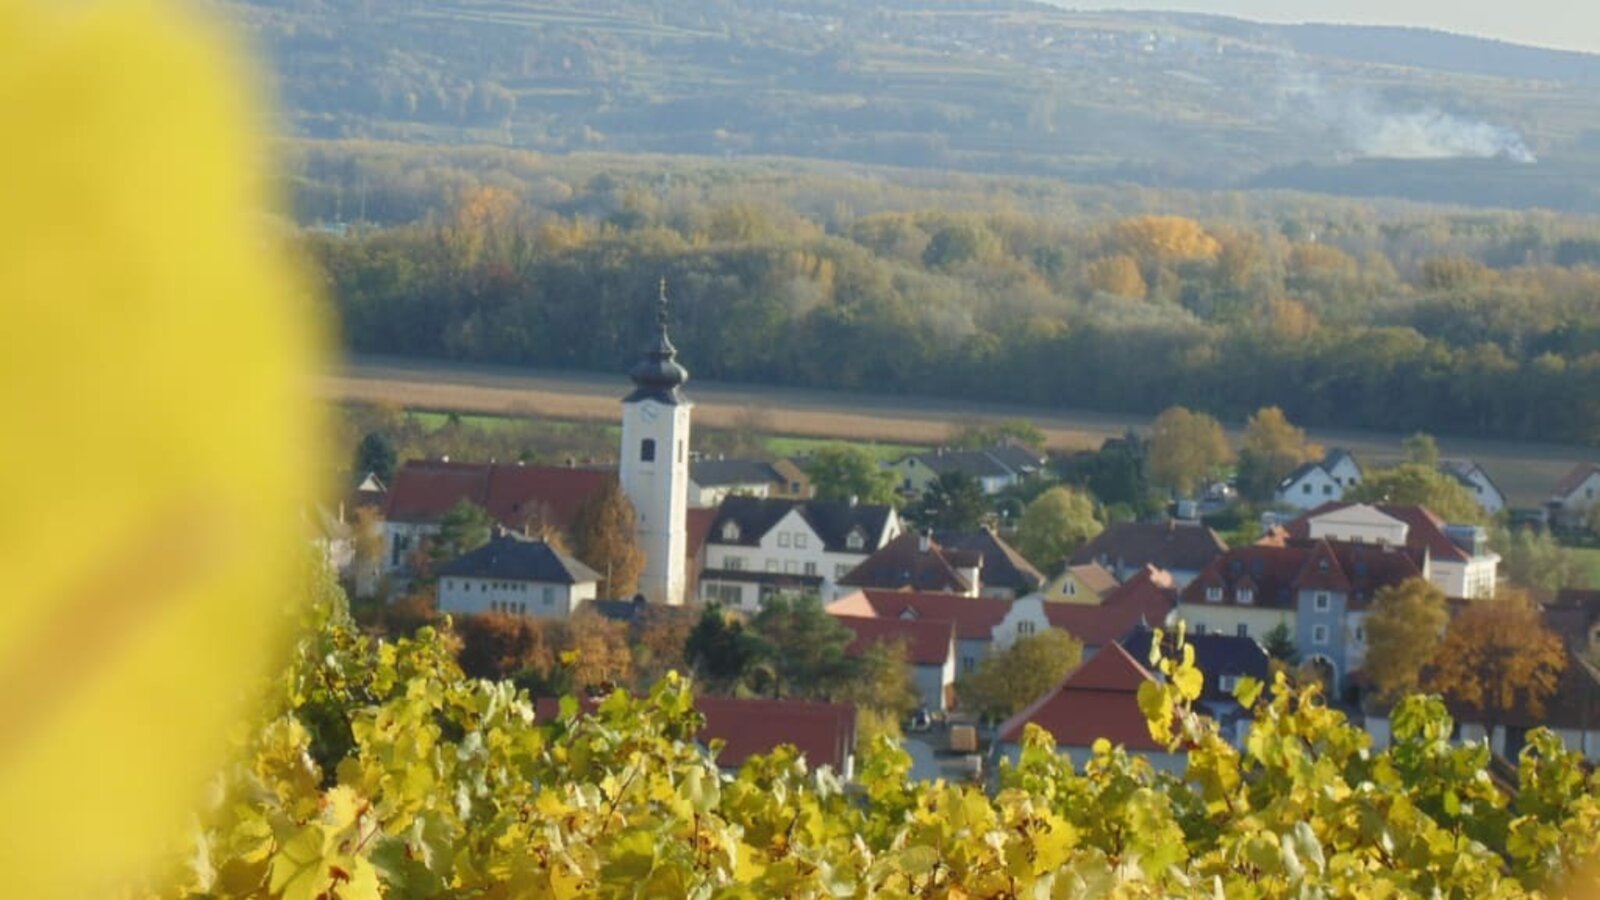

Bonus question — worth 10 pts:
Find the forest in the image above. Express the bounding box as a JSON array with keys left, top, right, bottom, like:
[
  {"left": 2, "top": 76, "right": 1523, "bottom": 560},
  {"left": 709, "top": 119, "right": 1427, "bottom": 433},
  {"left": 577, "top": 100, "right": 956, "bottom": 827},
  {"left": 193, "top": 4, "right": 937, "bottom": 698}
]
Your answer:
[{"left": 298, "top": 144, "right": 1600, "bottom": 446}]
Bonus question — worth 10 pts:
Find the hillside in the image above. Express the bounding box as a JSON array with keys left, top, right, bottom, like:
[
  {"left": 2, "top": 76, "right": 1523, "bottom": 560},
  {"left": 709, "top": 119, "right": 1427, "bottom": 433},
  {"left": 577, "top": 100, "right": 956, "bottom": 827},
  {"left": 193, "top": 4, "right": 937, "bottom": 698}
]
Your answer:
[{"left": 223, "top": 0, "right": 1600, "bottom": 210}]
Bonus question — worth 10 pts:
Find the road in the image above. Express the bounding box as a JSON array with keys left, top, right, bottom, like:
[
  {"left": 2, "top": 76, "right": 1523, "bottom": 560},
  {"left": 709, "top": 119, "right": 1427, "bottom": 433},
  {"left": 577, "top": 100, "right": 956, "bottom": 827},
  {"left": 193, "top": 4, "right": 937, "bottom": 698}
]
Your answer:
[{"left": 323, "top": 355, "right": 1593, "bottom": 508}]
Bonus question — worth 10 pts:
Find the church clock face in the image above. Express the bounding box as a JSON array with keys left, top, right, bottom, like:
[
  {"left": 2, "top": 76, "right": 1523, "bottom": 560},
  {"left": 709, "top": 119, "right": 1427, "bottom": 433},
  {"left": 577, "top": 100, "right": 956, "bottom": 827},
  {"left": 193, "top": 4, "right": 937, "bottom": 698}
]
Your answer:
[{"left": 639, "top": 400, "right": 660, "bottom": 423}]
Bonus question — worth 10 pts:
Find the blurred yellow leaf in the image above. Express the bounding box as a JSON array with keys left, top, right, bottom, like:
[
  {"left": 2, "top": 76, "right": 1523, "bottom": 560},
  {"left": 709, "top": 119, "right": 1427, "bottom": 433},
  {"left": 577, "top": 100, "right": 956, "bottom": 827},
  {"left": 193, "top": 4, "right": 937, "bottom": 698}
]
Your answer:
[{"left": 0, "top": 1, "right": 320, "bottom": 895}]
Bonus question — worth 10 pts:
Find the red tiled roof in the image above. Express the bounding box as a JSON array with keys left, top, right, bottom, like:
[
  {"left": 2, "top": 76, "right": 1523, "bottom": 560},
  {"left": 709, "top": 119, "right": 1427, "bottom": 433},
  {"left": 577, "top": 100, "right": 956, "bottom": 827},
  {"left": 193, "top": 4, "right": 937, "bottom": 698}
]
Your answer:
[
  {"left": 1185, "top": 538, "right": 1423, "bottom": 610},
  {"left": 696, "top": 696, "right": 856, "bottom": 771},
  {"left": 1554, "top": 463, "right": 1600, "bottom": 500},
  {"left": 853, "top": 589, "right": 1012, "bottom": 640},
  {"left": 839, "top": 532, "right": 972, "bottom": 593},
  {"left": 833, "top": 614, "right": 955, "bottom": 666},
  {"left": 996, "top": 644, "right": 1163, "bottom": 750},
  {"left": 535, "top": 694, "right": 856, "bottom": 772},
  {"left": 384, "top": 460, "right": 612, "bottom": 531},
  {"left": 1040, "top": 568, "right": 1175, "bottom": 648}
]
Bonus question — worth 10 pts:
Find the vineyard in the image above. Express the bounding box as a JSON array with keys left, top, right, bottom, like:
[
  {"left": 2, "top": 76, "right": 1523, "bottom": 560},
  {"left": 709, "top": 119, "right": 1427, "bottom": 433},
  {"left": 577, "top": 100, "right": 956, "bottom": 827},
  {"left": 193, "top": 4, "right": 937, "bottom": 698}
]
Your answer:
[{"left": 140, "top": 570, "right": 1600, "bottom": 898}]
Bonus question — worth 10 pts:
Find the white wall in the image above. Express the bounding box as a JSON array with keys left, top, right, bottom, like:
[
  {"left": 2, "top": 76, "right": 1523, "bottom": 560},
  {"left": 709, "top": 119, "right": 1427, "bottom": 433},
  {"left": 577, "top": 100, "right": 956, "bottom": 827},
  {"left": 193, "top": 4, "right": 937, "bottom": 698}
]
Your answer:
[
  {"left": 1276, "top": 467, "right": 1343, "bottom": 510},
  {"left": 699, "top": 507, "right": 901, "bottom": 607},
  {"left": 1557, "top": 471, "right": 1600, "bottom": 525},
  {"left": 438, "top": 576, "right": 597, "bottom": 619},
  {"left": 1174, "top": 603, "right": 1294, "bottom": 642},
  {"left": 620, "top": 399, "right": 691, "bottom": 606},
  {"left": 689, "top": 481, "right": 769, "bottom": 509},
  {"left": 1306, "top": 506, "right": 1408, "bottom": 546}
]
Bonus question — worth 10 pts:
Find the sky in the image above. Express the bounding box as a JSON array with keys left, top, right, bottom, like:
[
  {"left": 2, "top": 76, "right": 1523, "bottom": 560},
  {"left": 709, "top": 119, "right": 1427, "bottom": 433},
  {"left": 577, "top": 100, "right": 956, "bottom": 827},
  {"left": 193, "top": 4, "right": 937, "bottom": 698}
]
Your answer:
[{"left": 1058, "top": 2, "right": 1600, "bottom": 55}]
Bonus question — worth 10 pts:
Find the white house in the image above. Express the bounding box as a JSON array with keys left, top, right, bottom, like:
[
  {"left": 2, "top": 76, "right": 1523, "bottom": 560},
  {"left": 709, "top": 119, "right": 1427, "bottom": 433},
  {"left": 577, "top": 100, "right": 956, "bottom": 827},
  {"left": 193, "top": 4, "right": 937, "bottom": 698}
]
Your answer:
[
  {"left": 697, "top": 496, "right": 900, "bottom": 610},
  {"left": 1291, "top": 502, "right": 1498, "bottom": 600},
  {"left": 1552, "top": 463, "right": 1600, "bottom": 530},
  {"left": 1274, "top": 449, "right": 1363, "bottom": 511},
  {"left": 1439, "top": 460, "right": 1506, "bottom": 516},
  {"left": 688, "top": 457, "right": 811, "bottom": 508},
  {"left": 834, "top": 614, "right": 958, "bottom": 712},
  {"left": 436, "top": 534, "right": 601, "bottom": 619}
]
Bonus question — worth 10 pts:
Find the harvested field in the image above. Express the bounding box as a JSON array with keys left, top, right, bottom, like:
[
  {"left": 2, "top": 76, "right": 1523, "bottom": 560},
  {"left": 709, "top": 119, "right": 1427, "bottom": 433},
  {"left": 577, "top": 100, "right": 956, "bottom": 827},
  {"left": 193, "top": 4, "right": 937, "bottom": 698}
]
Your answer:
[{"left": 325, "top": 356, "right": 1595, "bottom": 508}]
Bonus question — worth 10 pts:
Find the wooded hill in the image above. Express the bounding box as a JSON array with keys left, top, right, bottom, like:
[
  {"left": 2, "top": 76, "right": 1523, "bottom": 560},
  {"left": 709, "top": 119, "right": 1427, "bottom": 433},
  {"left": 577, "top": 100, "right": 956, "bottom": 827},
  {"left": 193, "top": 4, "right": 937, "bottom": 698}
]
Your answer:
[{"left": 225, "top": 0, "right": 1600, "bottom": 210}]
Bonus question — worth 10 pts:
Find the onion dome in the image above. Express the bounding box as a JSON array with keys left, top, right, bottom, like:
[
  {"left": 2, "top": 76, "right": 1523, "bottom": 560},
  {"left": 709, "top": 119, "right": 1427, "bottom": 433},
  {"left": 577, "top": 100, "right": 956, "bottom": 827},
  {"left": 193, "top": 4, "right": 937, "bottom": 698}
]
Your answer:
[{"left": 626, "top": 279, "right": 689, "bottom": 403}]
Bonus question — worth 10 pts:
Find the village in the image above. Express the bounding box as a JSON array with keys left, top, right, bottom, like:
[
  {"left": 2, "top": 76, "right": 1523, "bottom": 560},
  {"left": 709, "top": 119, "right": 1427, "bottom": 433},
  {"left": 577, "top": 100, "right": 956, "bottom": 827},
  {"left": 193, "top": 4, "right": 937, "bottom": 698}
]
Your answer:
[{"left": 316, "top": 296, "right": 1600, "bottom": 784}]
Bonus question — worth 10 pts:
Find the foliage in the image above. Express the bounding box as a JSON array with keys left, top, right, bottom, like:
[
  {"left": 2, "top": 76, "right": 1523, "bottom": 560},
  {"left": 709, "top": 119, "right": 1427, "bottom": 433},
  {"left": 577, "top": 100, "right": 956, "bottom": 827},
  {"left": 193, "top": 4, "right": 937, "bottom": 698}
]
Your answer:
[
  {"left": 1496, "top": 525, "right": 1597, "bottom": 596},
  {"left": 748, "top": 594, "right": 856, "bottom": 700},
  {"left": 1403, "top": 431, "right": 1441, "bottom": 467},
  {"left": 1014, "top": 485, "right": 1103, "bottom": 573},
  {"left": 958, "top": 629, "right": 1082, "bottom": 722},
  {"left": 1237, "top": 406, "right": 1323, "bottom": 502},
  {"left": 136, "top": 571, "right": 1600, "bottom": 898},
  {"left": 1349, "top": 463, "right": 1486, "bottom": 524},
  {"left": 1363, "top": 578, "right": 1450, "bottom": 704},
  {"left": 426, "top": 498, "right": 493, "bottom": 570},
  {"left": 946, "top": 418, "right": 1046, "bottom": 453},
  {"left": 1261, "top": 621, "right": 1299, "bottom": 664},
  {"left": 1059, "top": 432, "right": 1158, "bottom": 516},
  {"left": 1147, "top": 405, "right": 1232, "bottom": 495},
  {"left": 683, "top": 605, "right": 760, "bottom": 692},
  {"left": 568, "top": 478, "right": 646, "bottom": 599},
  {"left": 911, "top": 471, "right": 988, "bottom": 531},
  {"left": 837, "top": 639, "right": 922, "bottom": 748},
  {"left": 353, "top": 431, "right": 397, "bottom": 483},
  {"left": 1427, "top": 590, "right": 1568, "bottom": 735},
  {"left": 803, "top": 443, "right": 897, "bottom": 506}
]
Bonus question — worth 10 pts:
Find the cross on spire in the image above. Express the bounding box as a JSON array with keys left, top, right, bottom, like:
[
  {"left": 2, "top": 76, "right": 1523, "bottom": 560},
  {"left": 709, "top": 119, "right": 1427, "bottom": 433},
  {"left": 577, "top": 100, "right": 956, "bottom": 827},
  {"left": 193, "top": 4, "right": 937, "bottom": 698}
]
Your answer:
[{"left": 658, "top": 277, "right": 669, "bottom": 331}]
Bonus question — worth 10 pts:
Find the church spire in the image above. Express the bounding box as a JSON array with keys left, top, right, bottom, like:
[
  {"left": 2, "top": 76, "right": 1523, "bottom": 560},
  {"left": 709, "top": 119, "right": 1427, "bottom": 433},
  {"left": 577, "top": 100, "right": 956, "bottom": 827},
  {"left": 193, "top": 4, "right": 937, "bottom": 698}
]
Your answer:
[{"left": 626, "top": 277, "right": 688, "bottom": 403}]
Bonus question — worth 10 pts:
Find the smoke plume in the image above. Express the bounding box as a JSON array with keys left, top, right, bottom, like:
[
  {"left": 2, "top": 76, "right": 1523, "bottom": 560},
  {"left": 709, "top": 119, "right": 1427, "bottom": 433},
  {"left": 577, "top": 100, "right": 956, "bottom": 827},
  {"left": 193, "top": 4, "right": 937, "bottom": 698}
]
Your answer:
[{"left": 1278, "top": 67, "right": 1536, "bottom": 164}]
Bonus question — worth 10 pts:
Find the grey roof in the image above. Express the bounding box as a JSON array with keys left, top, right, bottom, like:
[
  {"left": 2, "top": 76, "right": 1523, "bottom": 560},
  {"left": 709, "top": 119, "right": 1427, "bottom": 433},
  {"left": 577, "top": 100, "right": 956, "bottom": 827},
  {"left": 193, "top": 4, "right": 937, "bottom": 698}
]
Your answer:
[
  {"left": 708, "top": 495, "right": 893, "bottom": 554},
  {"left": 1121, "top": 627, "right": 1269, "bottom": 703},
  {"left": 1439, "top": 459, "right": 1502, "bottom": 497},
  {"left": 917, "top": 449, "right": 1014, "bottom": 479},
  {"left": 1069, "top": 521, "right": 1228, "bottom": 575},
  {"left": 1322, "top": 448, "right": 1358, "bottom": 470},
  {"left": 935, "top": 527, "right": 1044, "bottom": 594},
  {"left": 436, "top": 534, "right": 602, "bottom": 584},
  {"left": 1277, "top": 461, "right": 1326, "bottom": 490},
  {"left": 691, "top": 458, "right": 783, "bottom": 488}
]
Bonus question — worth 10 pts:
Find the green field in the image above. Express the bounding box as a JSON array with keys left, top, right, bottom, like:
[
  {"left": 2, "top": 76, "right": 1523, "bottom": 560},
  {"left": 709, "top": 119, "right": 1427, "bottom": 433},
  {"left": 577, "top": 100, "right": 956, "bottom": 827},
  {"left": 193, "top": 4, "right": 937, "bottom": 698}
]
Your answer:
[{"left": 1575, "top": 548, "right": 1600, "bottom": 589}]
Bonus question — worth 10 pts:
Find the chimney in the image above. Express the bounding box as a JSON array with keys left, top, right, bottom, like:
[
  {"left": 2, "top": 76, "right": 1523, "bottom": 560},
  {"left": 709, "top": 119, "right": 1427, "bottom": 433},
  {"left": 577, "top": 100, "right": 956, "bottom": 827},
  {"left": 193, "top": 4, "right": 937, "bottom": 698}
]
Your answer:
[
  {"left": 918, "top": 528, "right": 932, "bottom": 553},
  {"left": 958, "top": 557, "right": 983, "bottom": 598},
  {"left": 848, "top": 494, "right": 859, "bottom": 507}
]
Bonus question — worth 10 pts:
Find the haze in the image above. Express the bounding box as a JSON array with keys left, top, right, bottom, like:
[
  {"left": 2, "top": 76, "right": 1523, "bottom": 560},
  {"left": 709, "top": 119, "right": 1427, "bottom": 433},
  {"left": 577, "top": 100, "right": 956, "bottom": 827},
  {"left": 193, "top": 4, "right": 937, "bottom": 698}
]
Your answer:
[{"left": 1061, "top": 2, "right": 1600, "bottom": 54}]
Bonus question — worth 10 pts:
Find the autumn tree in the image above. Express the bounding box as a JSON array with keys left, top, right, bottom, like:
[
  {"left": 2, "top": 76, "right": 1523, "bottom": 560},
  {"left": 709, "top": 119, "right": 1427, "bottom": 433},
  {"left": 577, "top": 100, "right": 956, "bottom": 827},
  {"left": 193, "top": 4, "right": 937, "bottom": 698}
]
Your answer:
[
  {"left": 912, "top": 471, "right": 988, "bottom": 531},
  {"left": 959, "top": 629, "right": 1082, "bottom": 722},
  {"left": 837, "top": 638, "right": 922, "bottom": 748},
  {"left": 804, "top": 444, "right": 897, "bottom": 505},
  {"left": 1015, "top": 486, "right": 1102, "bottom": 572},
  {"left": 1109, "top": 215, "right": 1220, "bottom": 262},
  {"left": 569, "top": 478, "right": 646, "bottom": 598},
  {"left": 1348, "top": 464, "right": 1484, "bottom": 524},
  {"left": 631, "top": 606, "right": 696, "bottom": 688},
  {"left": 567, "top": 610, "right": 635, "bottom": 692},
  {"left": 1086, "top": 254, "right": 1147, "bottom": 299},
  {"left": 1403, "top": 432, "right": 1441, "bottom": 468},
  {"left": 1147, "top": 405, "right": 1232, "bottom": 495},
  {"left": 1427, "top": 591, "right": 1567, "bottom": 740},
  {"left": 1363, "top": 578, "right": 1449, "bottom": 705},
  {"left": 1237, "top": 406, "right": 1323, "bottom": 502}
]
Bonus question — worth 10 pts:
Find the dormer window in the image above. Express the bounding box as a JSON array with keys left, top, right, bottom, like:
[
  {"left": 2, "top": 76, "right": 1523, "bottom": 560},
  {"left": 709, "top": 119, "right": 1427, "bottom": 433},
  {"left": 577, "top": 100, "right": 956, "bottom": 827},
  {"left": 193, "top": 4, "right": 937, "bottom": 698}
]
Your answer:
[
  {"left": 722, "top": 522, "right": 741, "bottom": 542},
  {"left": 846, "top": 529, "right": 865, "bottom": 551},
  {"left": 1205, "top": 586, "right": 1223, "bottom": 603},
  {"left": 1237, "top": 588, "right": 1254, "bottom": 605}
]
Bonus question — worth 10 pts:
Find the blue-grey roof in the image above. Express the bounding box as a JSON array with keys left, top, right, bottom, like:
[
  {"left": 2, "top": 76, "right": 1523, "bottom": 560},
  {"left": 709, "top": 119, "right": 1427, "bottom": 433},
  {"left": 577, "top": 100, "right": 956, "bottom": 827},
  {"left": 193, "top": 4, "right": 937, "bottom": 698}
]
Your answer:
[
  {"left": 691, "top": 458, "right": 783, "bottom": 488},
  {"left": 708, "top": 495, "right": 893, "bottom": 553},
  {"left": 1121, "top": 627, "right": 1270, "bottom": 702},
  {"left": 436, "top": 534, "right": 602, "bottom": 584}
]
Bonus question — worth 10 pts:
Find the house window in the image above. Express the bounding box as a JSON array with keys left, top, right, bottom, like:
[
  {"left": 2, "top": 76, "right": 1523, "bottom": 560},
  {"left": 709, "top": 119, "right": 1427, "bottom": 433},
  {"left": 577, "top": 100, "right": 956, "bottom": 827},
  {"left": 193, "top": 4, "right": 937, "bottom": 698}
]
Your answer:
[
  {"left": 1205, "top": 586, "right": 1222, "bottom": 603},
  {"left": 1302, "top": 483, "right": 1312, "bottom": 495},
  {"left": 722, "top": 522, "right": 741, "bottom": 542},
  {"left": 846, "top": 531, "right": 865, "bottom": 551},
  {"left": 804, "top": 561, "right": 817, "bottom": 576},
  {"left": 725, "top": 557, "right": 744, "bottom": 572},
  {"left": 1065, "top": 581, "right": 1077, "bottom": 596},
  {"left": 961, "top": 656, "right": 977, "bottom": 673},
  {"left": 1194, "top": 623, "right": 1208, "bottom": 635},
  {"left": 1236, "top": 623, "right": 1249, "bottom": 637},
  {"left": 640, "top": 439, "right": 656, "bottom": 462},
  {"left": 794, "top": 533, "right": 808, "bottom": 549},
  {"left": 444, "top": 580, "right": 453, "bottom": 591},
  {"left": 1237, "top": 589, "right": 1254, "bottom": 605},
  {"left": 1018, "top": 621, "right": 1036, "bottom": 636},
  {"left": 1322, "top": 484, "right": 1333, "bottom": 495},
  {"left": 778, "top": 532, "right": 791, "bottom": 548},
  {"left": 1354, "top": 626, "right": 1365, "bottom": 643},
  {"left": 1219, "top": 675, "right": 1239, "bottom": 693},
  {"left": 784, "top": 560, "right": 798, "bottom": 574},
  {"left": 766, "top": 560, "right": 779, "bottom": 573},
  {"left": 542, "top": 586, "right": 555, "bottom": 606},
  {"left": 1314, "top": 592, "right": 1331, "bottom": 611},
  {"left": 1312, "top": 624, "right": 1329, "bottom": 645},
  {"left": 835, "top": 564, "right": 851, "bottom": 579}
]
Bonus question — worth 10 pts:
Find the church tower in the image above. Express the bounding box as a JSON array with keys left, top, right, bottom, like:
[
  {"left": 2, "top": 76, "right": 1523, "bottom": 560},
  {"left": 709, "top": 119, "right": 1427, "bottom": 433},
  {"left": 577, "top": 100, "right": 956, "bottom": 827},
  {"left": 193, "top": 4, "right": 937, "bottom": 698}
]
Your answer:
[{"left": 619, "top": 280, "right": 691, "bottom": 606}]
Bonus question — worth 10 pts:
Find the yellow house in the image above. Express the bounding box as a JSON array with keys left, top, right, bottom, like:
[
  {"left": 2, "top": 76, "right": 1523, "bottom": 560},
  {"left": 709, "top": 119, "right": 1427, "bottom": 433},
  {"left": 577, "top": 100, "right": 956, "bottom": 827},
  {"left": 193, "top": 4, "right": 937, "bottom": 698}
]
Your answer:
[{"left": 1039, "top": 561, "right": 1119, "bottom": 604}]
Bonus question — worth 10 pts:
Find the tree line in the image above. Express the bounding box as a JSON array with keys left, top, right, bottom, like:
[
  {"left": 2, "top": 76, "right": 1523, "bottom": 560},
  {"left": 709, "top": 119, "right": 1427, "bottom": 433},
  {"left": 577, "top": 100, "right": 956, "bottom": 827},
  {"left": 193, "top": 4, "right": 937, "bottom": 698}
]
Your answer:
[{"left": 306, "top": 178, "right": 1600, "bottom": 446}]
